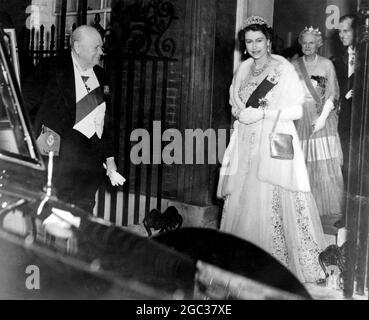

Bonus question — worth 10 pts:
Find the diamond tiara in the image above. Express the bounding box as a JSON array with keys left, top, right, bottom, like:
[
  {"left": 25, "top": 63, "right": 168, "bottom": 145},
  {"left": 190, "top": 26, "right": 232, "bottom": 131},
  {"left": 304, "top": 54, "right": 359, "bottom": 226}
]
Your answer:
[
  {"left": 303, "top": 26, "right": 321, "bottom": 36},
  {"left": 241, "top": 16, "right": 270, "bottom": 29}
]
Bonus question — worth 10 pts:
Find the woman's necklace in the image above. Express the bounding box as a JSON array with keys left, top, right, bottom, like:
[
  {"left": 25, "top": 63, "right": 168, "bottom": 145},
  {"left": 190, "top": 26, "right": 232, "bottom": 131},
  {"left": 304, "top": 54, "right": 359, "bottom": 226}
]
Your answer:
[
  {"left": 303, "top": 54, "right": 318, "bottom": 70},
  {"left": 251, "top": 57, "right": 271, "bottom": 77}
]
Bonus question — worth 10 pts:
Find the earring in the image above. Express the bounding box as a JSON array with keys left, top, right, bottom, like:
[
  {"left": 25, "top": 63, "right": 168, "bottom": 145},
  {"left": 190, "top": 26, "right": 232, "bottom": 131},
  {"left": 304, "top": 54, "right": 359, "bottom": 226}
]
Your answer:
[{"left": 244, "top": 49, "right": 247, "bottom": 54}]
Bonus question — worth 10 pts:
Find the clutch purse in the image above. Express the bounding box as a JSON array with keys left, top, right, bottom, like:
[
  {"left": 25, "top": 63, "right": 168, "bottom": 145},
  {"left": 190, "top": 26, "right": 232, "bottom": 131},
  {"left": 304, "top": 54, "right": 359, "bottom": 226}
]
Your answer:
[
  {"left": 269, "top": 110, "right": 294, "bottom": 160},
  {"left": 36, "top": 125, "right": 61, "bottom": 156}
]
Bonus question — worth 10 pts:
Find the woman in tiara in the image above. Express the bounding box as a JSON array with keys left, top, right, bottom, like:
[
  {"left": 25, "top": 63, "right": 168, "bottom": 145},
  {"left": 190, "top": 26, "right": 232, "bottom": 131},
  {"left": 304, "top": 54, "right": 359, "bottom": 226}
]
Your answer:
[
  {"left": 217, "top": 16, "right": 326, "bottom": 283},
  {"left": 292, "top": 27, "right": 344, "bottom": 220}
]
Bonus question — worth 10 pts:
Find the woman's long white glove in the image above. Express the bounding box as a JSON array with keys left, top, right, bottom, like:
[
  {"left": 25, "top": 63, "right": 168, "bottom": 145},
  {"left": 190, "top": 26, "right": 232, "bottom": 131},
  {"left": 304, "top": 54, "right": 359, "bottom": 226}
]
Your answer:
[
  {"left": 312, "top": 99, "right": 334, "bottom": 134},
  {"left": 238, "top": 107, "right": 263, "bottom": 124}
]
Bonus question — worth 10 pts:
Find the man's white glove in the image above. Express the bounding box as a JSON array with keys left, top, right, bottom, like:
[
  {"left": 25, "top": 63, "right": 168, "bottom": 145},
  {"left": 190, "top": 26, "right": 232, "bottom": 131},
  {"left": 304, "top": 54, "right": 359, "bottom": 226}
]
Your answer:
[
  {"left": 345, "top": 89, "right": 353, "bottom": 100},
  {"left": 107, "top": 169, "right": 126, "bottom": 186},
  {"left": 104, "top": 158, "right": 125, "bottom": 186}
]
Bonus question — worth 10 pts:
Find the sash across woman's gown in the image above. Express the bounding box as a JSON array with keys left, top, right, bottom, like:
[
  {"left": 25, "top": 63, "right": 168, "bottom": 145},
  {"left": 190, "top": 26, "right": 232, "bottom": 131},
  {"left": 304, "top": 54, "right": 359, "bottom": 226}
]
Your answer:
[
  {"left": 219, "top": 56, "right": 327, "bottom": 283},
  {"left": 293, "top": 56, "right": 344, "bottom": 218}
]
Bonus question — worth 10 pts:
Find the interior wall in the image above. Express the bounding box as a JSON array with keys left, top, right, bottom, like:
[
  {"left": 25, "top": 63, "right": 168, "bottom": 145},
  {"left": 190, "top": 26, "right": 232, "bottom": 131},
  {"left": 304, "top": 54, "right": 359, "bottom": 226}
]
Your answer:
[
  {"left": 273, "top": 0, "right": 326, "bottom": 55},
  {"left": 247, "top": 0, "right": 274, "bottom": 26},
  {"left": 273, "top": 0, "right": 358, "bottom": 59}
]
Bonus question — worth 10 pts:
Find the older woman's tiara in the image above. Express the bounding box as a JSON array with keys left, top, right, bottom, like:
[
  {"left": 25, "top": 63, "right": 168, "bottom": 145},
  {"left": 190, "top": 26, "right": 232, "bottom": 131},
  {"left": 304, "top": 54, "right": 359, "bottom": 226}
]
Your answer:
[
  {"left": 241, "top": 16, "right": 270, "bottom": 29},
  {"left": 303, "top": 26, "right": 322, "bottom": 36}
]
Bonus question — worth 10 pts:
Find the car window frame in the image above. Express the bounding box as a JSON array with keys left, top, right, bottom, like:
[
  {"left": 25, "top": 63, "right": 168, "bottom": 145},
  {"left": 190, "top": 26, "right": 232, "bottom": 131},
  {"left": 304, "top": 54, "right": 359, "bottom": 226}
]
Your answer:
[{"left": 0, "top": 28, "right": 45, "bottom": 171}]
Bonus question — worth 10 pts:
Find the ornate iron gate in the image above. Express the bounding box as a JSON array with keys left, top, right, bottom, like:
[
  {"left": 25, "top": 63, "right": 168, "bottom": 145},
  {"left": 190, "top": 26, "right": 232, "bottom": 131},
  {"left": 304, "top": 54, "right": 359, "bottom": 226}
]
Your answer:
[{"left": 95, "top": 0, "right": 178, "bottom": 226}]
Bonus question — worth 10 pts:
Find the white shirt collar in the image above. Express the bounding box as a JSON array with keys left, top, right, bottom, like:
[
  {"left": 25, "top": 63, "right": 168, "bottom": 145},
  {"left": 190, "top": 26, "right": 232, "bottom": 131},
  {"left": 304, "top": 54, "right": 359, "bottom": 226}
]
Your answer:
[
  {"left": 348, "top": 46, "right": 355, "bottom": 55},
  {"left": 71, "top": 51, "right": 93, "bottom": 76}
]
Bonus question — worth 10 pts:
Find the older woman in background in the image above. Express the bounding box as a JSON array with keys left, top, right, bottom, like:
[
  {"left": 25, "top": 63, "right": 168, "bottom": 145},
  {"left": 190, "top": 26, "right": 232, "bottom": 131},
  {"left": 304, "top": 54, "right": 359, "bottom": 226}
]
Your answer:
[{"left": 292, "top": 27, "right": 344, "bottom": 220}]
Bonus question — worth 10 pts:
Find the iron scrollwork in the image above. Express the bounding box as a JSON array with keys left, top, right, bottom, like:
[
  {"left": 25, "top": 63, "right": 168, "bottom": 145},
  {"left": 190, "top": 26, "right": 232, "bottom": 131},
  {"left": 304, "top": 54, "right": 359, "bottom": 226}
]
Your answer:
[{"left": 113, "top": 0, "right": 177, "bottom": 57}]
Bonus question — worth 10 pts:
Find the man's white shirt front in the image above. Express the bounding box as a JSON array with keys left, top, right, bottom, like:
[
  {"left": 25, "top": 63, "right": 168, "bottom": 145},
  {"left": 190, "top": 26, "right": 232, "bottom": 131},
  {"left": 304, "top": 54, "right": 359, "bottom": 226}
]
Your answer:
[
  {"left": 71, "top": 52, "right": 106, "bottom": 138},
  {"left": 348, "top": 46, "right": 355, "bottom": 78}
]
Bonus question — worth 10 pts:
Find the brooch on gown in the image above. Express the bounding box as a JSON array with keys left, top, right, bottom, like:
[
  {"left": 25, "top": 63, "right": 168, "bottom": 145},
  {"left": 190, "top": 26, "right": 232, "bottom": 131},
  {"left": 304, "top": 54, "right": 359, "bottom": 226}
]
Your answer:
[
  {"left": 258, "top": 97, "right": 268, "bottom": 109},
  {"left": 310, "top": 75, "right": 326, "bottom": 88},
  {"left": 267, "top": 65, "right": 282, "bottom": 84}
]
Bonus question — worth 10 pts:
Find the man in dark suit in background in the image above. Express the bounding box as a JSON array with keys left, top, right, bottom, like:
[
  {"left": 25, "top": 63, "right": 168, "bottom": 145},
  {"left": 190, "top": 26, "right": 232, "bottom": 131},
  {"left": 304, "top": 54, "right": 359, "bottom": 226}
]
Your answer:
[
  {"left": 333, "top": 14, "right": 357, "bottom": 228},
  {"left": 22, "top": 25, "right": 124, "bottom": 212}
]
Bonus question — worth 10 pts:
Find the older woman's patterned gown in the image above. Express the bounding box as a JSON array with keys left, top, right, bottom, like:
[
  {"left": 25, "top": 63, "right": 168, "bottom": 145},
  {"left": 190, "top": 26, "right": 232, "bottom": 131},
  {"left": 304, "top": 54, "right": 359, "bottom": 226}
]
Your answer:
[{"left": 292, "top": 56, "right": 344, "bottom": 219}]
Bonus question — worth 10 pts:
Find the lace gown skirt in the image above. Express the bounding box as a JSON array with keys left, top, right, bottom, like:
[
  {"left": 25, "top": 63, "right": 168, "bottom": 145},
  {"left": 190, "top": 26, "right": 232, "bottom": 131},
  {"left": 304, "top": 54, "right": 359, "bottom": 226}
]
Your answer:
[
  {"left": 294, "top": 98, "right": 344, "bottom": 217},
  {"left": 220, "top": 121, "right": 325, "bottom": 283}
]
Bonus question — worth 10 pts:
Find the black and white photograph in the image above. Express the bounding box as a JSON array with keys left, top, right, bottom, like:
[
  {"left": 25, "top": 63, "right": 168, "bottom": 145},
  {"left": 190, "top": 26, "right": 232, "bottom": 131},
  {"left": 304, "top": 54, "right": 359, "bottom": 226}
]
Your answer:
[
  {"left": 3, "top": 28, "right": 21, "bottom": 85},
  {"left": 0, "top": 0, "right": 368, "bottom": 307}
]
